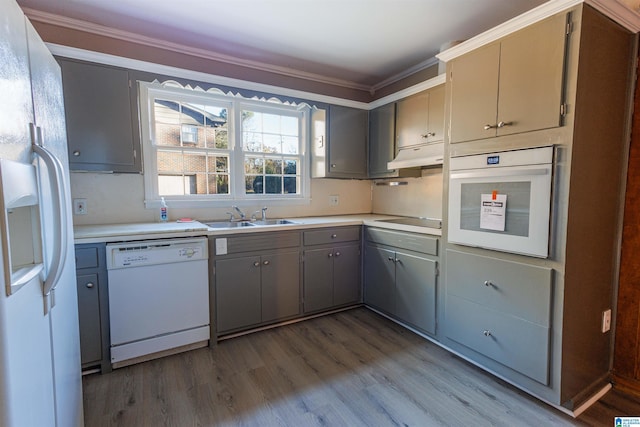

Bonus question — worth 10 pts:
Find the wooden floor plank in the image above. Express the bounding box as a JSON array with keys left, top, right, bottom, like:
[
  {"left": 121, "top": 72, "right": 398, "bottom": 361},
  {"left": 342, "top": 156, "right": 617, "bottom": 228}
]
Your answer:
[{"left": 83, "top": 308, "right": 640, "bottom": 426}]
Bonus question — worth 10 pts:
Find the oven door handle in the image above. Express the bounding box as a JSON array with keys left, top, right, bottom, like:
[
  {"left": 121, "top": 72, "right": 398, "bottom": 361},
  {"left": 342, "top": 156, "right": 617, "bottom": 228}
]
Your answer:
[{"left": 450, "top": 167, "right": 550, "bottom": 180}]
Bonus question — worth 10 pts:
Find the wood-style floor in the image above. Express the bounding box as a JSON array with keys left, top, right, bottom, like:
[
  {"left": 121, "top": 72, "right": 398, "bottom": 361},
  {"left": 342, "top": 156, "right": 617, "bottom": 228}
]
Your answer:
[{"left": 83, "top": 308, "right": 640, "bottom": 426}]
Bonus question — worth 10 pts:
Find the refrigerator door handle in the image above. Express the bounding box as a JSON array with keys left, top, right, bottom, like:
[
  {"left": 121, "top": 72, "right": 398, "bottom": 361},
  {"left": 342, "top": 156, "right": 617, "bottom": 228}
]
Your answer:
[{"left": 32, "top": 128, "right": 67, "bottom": 301}]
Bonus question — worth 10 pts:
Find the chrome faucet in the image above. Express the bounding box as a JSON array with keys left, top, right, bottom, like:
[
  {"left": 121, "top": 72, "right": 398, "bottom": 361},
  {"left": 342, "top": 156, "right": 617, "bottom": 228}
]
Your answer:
[
  {"left": 232, "top": 205, "right": 246, "bottom": 221},
  {"left": 251, "top": 207, "right": 268, "bottom": 221}
]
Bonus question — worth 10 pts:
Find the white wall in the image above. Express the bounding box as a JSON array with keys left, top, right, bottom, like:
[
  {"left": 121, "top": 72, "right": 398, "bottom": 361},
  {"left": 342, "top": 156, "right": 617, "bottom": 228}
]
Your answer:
[
  {"left": 371, "top": 167, "right": 443, "bottom": 219},
  {"left": 69, "top": 172, "right": 373, "bottom": 225}
]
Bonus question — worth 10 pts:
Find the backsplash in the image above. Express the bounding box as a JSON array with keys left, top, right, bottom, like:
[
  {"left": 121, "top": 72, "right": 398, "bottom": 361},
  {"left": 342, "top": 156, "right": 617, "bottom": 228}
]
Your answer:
[
  {"left": 371, "top": 168, "right": 443, "bottom": 219},
  {"left": 69, "top": 173, "right": 373, "bottom": 225}
]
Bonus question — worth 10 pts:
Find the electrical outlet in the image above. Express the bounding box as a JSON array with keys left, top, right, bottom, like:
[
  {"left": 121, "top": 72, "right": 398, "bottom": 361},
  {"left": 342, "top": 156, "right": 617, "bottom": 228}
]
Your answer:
[
  {"left": 73, "top": 198, "right": 87, "bottom": 215},
  {"left": 602, "top": 309, "right": 611, "bottom": 333},
  {"left": 329, "top": 195, "right": 339, "bottom": 206}
]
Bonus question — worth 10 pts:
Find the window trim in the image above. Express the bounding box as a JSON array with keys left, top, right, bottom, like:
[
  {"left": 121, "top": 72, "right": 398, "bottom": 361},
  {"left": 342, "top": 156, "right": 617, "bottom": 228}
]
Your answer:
[{"left": 139, "top": 81, "right": 311, "bottom": 209}]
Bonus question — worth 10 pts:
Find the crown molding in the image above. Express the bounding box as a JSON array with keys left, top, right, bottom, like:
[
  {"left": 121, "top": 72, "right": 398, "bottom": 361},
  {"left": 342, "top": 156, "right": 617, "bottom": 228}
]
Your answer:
[
  {"left": 47, "top": 43, "right": 371, "bottom": 110},
  {"left": 370, "top": 57, "right": 440, "bottom": 94},
  {"left": 586, "top": 0, "right": 640, "bottom": 31},
  {"left": 368, "top": 74, "right": 446, "bottom": 109},
  {"left": 437, "top": 0, "right": 584, "bottom": 62},
  {"left": 22, "top": 7, "right": 373, "bottom": 93}
]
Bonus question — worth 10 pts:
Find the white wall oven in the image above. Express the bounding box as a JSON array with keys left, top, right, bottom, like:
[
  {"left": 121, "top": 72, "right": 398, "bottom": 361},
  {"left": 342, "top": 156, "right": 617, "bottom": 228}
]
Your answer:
[{"left": 448, "top": 146, "right": 554, "bottom": 258}]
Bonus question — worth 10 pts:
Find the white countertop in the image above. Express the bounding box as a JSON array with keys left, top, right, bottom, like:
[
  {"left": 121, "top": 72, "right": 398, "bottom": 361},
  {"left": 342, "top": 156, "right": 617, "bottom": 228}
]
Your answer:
[{"left": 74, "top": 214, "right": 442, "bottom": 244}]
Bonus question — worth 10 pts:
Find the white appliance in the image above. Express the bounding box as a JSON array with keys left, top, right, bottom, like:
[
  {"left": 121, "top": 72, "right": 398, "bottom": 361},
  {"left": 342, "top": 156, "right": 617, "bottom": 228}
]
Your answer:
[
  {"left": 106, "top": 237, "right": 209, "bottom": 368},
  {"left": 0, "top": 1, "right": 83, "bottom": 426},
  {"left": 448, "top": 146, "right": 554, "bottom": 258}
]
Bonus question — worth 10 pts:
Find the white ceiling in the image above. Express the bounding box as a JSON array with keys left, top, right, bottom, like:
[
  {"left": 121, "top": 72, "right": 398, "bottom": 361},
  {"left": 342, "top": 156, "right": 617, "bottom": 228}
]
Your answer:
[{"left": 17, "top": 0, "right": 550, "bottom": 90}]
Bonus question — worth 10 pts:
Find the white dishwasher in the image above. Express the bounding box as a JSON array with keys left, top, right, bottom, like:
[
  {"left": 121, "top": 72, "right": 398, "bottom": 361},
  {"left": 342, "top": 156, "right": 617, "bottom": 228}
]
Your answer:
[{"left": 106, "top": 237, "right": 209, "bottom": 368}]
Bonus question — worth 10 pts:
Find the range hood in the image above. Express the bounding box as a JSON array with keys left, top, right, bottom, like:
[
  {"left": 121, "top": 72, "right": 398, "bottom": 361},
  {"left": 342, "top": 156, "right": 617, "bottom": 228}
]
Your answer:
[{"left": 387, "top": 142, "right": 444, "bottom": 169}]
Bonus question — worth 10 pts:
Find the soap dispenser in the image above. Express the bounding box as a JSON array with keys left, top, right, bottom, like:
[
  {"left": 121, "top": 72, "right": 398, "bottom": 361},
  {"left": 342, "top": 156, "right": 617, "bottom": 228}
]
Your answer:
[{"left": 160, "top": 197, "right": 168, "bottom": 222}]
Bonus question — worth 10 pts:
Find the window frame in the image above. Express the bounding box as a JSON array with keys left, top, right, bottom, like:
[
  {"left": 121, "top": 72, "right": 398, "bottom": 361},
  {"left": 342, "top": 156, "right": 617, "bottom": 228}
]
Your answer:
[{"left": 139, "top": 81, "right": 311, "bottom": 209}]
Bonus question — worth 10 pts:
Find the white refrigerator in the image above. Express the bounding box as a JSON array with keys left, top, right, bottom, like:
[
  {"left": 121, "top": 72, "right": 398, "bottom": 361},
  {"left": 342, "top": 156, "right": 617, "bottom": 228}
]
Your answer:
[{"left": 0, "top": 0, "right": 84, "bottom": 426}]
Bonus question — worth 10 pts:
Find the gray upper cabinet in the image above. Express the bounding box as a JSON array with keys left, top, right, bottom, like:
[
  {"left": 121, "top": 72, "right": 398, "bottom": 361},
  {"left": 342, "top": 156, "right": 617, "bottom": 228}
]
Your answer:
[
  {"left": 368, "top": 103, "right": 397, "bottom": 178},
  {"left": 448, "top": 12, "right": 567, "bottom": 144},
  {"left": 396, "top": 85, "right": 445, "bottom": 149},
  {"left": 58, "top": 58, "right": 141, "bottom": 172},
  {"left": 311, "top": 105, "right": 367, "bottom": 178}
]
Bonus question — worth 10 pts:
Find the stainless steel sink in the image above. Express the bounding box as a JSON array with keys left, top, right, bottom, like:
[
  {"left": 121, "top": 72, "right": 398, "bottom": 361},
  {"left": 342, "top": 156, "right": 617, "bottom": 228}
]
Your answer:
[
  {"left": 205, "top": 219, "right": 298, "bottom": 228},
  {"left": 253, "top": 219, "right": 299, "bottom": 226},
  {"left": 205, "top": 221, "right": 257, "bottom": 228}
]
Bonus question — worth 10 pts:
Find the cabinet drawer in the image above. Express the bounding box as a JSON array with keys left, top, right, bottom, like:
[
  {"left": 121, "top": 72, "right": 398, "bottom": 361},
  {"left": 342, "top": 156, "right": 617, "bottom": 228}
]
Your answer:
[
  {"left": 303, "top": 226, "right": 360, "bottom": 246},
  {"left": 446, "top": 250, "right": 552, "bottom": 326},
  {"left": 366, "top": 227, "right": 438, "bottom": 256},
  {"left": 446, "top": 294, "right": 550, "bottom": 385},
  {"left": 75, "top": 247, "right": 99, "bottom": 269},
  {"left": 217, "top": 231, "right": 300, "bottom": 255}
]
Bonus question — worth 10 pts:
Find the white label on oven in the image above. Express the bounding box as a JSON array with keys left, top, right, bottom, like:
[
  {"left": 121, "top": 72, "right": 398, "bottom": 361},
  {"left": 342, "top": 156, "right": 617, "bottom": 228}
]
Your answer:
[
  {"left": 480, "top": 193, "right": 507, "bottom": 231},
  {"left": 215, "top": 238, "right": 228, "bottom": 255}
]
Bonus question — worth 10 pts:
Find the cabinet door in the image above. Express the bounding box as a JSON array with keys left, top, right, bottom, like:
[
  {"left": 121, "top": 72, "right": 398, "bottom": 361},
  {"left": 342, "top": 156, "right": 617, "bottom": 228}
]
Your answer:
[
  {"left": 327, "top": 105, "right": 367, "bottom": 177},
  {"left": 76, "top": 273, "right": 102, "bottom": 366},
  {"left": 58, "top": 59, "right": 140, "bottom": 172},
  {"left": 497, "top": 13, "right": 566, "bottom": 137},
  {"left": 363, "top": 244, "right": 395, "bottom": 314},
  {"left": 303, "top": 248, "right": 334, "bottom": 313},
  {"left": 449, "top": 43, "right": 501, "bottom": 143},
  {"left": 368, "top": 103, "right": 397, "bottom": 178},
  {"left": 215, "top": 256, "right": 261, "bottom": 332},
  {"left": 333, "top": 244, "right": 361, "bottom": 306},
  {"left": 261, "top": 251, "right": 300, "bottom": 323},
  {"left": 396, "top": 90, "right": 428, "bottom": 149},
  {"left": 395, "top": 252, "right": 437, "bottom": 335},
  {"left": 426, "top": 85, "right": 445, "bottom": 143}
]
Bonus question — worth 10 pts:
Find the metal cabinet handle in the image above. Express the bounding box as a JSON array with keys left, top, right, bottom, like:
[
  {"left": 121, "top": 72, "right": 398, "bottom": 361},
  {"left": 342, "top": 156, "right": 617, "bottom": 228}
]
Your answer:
[
  {"left": 331, "top": 164, "right": 337, "bottom": 168},
  {"left": 483, "top": 330, "right": 492, "bottom": 337},
  {"left": 253, "top": 261, "right": 260, "bottom": 267},
  {"left": 73, "top": 150, "right": 81, "bottom": 157},
  {"left": 263, "top": 260, "right": 270, "bottom": 266},
  {"left": 497, "top": 121, "right": 512, "bottom": 128},
  {"left": 421, "top": 132, "right": 436, "bottom": 138},
  {"left": 85, "top": 282, "right": 94, "bottom": 288},
  {"left": 484, "top": 280, "right": 493, "bottom": 287},
  {"left": 328, "top": 253, "right": 333, "bottom": 258},
  {"left": 335, "top": 251, "right": 341, "bottom": 257},
  {"left": 331, "top": 234, "right": 337, "bottom": 239},
  {"left": 483, "top": 124, "right": 497, "bottom": 130},
  {"left": 388, "top": 256, "right": 394, "bottom": 262}
]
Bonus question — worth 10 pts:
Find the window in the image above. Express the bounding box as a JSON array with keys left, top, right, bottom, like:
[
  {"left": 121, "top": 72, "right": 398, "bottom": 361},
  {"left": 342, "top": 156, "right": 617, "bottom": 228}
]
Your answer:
[{"left": 139, "top": 82, "right": 310, "bottom": 208}]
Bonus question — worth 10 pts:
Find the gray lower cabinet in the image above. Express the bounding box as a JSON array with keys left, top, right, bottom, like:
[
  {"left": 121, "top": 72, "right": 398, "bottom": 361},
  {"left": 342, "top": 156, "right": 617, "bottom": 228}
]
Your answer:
[
  {"left": 444, "top": 249, "right": 553, "bottom": 385},
  {"left": 212, "top": 232, "right": 301, "bottom": 335},
  {"left": 74, "top": 243, "right": 111, "bottom": 373},
  {"left": 302, "top": 226, "right": 362, "bottom": 313},
  {"left": 363, "top": 228, "right": 438, "bottom": 335},
  {"left": 303, "top": 244, "right": 360, "bottom": 313},
  {"left": 216, "top": 251, "right": 300, "bottom": 333}
]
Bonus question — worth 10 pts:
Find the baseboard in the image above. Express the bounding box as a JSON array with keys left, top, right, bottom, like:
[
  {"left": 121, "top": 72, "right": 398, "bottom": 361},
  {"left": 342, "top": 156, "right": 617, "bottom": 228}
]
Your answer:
[{"left": 613, "top": 375, "right": 640, "bottom": 398}]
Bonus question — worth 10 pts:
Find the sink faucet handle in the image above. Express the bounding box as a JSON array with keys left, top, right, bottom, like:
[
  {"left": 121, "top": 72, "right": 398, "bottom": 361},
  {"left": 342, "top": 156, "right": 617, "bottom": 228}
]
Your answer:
[
  {"left": 225, "top": 211, "right": 235, "bottom": 221},
  {"left": 232, "top": 205, "right": 246, "bottom": 219},
  {"left": 261, "top": 206, "right": 268, "bottom": 221}
]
